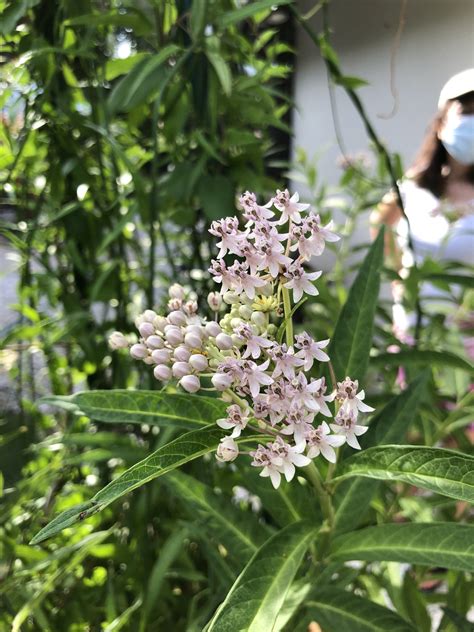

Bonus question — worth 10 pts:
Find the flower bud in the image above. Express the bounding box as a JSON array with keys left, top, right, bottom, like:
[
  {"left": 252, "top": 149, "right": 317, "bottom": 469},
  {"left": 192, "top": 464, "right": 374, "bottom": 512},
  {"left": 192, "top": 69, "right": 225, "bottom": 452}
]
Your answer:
[
  {"left": 151, "top": 348, "right": 172, "bottom": 364},
  {"left": 230, "top": 318, "right": 242, "bottom": 330},
  {"left": 165, "top": 325, "right": 183, "bottom": 346},
  {"left": 154, "top": 364, "right": 171, "bottom": 381},
  {"left": 174, "top": 346, "right": 191, "bottom": 362},
  {"left": 189, "top": 353, "right": 208, "bottom": 372},
  {"left": 205, "top": 321, "right": 221, "bottom": 337},
  {"left": 143, "top": 309, "right": 158, "bottom": 322},
  {"left": 184, "top": 300, "right": 198, "bottom": 315},
  {"left": 172, "top": 361, "right": 191, "bottom": 378},
  {"left": 168, "top": 310, "right": 187, "bottom": 326},
  {"left": 216, "top": 437, "right": 238, "bottom": 462},
  {"left": 212, "top": 372, "right": 233, "bottom": 390},
  {"left": 147, "top": 335, "right": 164, "bottom": 349},
  {"left": 239, "top": 305, "right": 253, "bottom": 320},
  {"left": 216, "top": 333, "right": 233, "bottom": 350},
  {"left": 185, "top": 325, "right": 203, "bottom": 337},
  {"left": 130, "top": 343, "right": 148, "bottom": 360},
  {"left": 267, "top": 324, "right": 277, "bottom": 336},
  {"left": 180, "top": 374, "right": 200, "bottom": 393},
  {"left": 207, "top": 291, "right": 222, "bottom": 312},
  {"left": 169, "top": 283, "right": 185, "bottom": 299},
  {"left": 108, "top": 331, "right": 129, "bottom": 350},
  {"left": 138, "top": 322, "right": 155, "bottom": 339},
  {"left": 153, "top": 315, "right": 169, "bottom": 332},
  {"left": 184, "top": 332, "right": 202, "bottom": 349},
  {"left": 143, "top": 356, "right": 155, "bottom": 365},
  {"left": 251, "top": 311, "right": 266, "bottom": 328},
  {"left": 231, "top": 335, "right": 244, "bottom": 348},
  {"left": 223, "top": 291, "right": 239, "bottom": 304},
  {"left": 168, "top": 298, "right": 183, "bottom": 312}
]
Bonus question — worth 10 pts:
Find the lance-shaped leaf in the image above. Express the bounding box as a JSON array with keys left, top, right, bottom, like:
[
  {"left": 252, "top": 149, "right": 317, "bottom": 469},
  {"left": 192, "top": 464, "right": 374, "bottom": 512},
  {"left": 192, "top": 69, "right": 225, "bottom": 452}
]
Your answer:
[
  {"left": 206, "top": 521, "right": 315, "bottom": 631},
  {"left": 41, "top": 390, "right": 227, "bottom": 430},
  {"left": 371, "top": 350, "right": 473, "bottom": 373},
  {"left": 327, "top": 227, "right": 384, "bottom": 382},
  {"left": 164, "top": 471, "right": 270, "bottom": 563},
  {"left": 296, "top": 588, "right": 416, "bottom": 632},
  {"left": 31, "top": 427, "right": 259, "bottom": 544},
  {"left": 333, "top": 445, "right": 474, "bottom": 503},
  {"left": 334, "top": 371, "right": 430, "bottom": 533},
  {"left": 330, "top": 523, "right": 474, "bottom": 572}
]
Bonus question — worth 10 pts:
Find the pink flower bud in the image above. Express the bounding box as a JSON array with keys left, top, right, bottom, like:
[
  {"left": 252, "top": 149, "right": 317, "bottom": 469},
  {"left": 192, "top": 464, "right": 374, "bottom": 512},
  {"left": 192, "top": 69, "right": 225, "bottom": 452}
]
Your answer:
[
  {"left": 168, "top": 298, "right": 183, "bottom": 312},
  {"left": 153, "top": 316, "right": 168, "bottom": 332},
  {"left": 154, "top": 364, "right": 171, "bottom": 381},
  {"left": 185, "top": 325, "right": 203, "bottom": 336},
  {"left": 147, "top": 335, "right": 164, "bottom": 349},
  {"left": 169, "top": 283, "right": 185, "bottom": 299},
  {"left": 216, "top": 333, "right": 233, "bottom": 350},
  {"left": 184, "top": 332, "right": 202, "bottom": 349},
  {"left": 130, "top": 343, "right": 148, "bottom": 360},
  {"left": 216, "top": 437, "right": 239, "bottom": 462},
  {"left": 174, "top": 346, "right": 191, "bottom": 362},
  {"left": 172, "top": 361, "right": 191, "bottom": 378},
  {"left": 184, "top": 300, "right": 198, "bottom": 315},
  {"left": 108, "top": 331, "right": 128, "bottom": 350},
  {"left": 151, "top": 349, "right": 171, "bottom": 364},
  {"left": 168, "top": 310, "right": 187, "bottom": 326},
  {"left": 138, "top": 322, "right": 155, "bottom": 338},
  {"left": 205, "top": 321, "right": 221, "bottom": 337},
  {"left": 207, "top": 292, "right": 222, "bottom": 312},
  {"left": 212, "top": 372, "right": 233, "bottom": 390},
  {"left": 189, "top": 354, "right": 208, "bottom": 372},
  {"left": 165, "top": 325, "right": 183, "bottom": 346},
  {"left": 143, "top": 309, "right": 157, "bottom": 322},
  {"left": 180, "top": 374, "right": 200, "bottom": 393}
]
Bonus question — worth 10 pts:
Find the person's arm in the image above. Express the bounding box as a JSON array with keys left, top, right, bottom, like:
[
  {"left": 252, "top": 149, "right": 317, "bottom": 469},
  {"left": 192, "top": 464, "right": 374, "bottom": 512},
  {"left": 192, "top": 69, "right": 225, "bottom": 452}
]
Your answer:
[{"left": 370, "top": 191, "right": 404, "bottom": 270}]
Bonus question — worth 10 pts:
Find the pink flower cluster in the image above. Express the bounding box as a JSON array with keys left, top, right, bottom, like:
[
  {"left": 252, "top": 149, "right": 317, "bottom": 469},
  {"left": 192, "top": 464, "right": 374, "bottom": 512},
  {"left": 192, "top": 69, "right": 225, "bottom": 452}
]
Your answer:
[{"left": 109, "top": 189, "right": 374, "bottom": 489}]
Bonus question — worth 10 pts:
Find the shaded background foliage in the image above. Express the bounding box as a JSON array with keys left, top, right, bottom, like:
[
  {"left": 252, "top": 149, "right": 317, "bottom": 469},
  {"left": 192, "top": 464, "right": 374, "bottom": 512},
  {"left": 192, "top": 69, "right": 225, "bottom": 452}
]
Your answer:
[{"left": 0, "top": 1, "right": 473, "bottom": 631}]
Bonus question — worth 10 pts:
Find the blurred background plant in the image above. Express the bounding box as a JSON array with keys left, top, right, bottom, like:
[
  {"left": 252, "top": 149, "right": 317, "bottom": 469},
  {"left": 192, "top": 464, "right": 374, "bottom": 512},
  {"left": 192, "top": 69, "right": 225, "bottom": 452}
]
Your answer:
[{"left": 1, "top": 1, "right": 473, "bottom": 630}]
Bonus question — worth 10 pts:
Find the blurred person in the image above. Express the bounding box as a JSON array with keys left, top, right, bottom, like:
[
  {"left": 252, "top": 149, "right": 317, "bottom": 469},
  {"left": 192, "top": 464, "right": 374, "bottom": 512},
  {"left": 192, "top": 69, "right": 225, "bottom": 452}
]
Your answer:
[{"left": 371, "top": 69, "right": 474, "bottom": 348}]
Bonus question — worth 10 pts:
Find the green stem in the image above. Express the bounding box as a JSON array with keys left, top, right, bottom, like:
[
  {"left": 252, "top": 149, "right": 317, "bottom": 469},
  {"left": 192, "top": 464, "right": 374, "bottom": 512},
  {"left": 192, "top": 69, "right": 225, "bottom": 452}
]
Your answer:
[
  {"left": 305, "top": 462, "right": 335, "bottom": 561},
  {"left": 282, "top": 286, "right": 294, "bottom": 347}
]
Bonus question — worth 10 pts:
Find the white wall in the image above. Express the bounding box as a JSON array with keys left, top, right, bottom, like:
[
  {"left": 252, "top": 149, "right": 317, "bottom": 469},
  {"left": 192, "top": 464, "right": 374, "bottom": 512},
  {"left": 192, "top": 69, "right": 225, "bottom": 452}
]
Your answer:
[{"left": 293, "top": 0, "right": 474, "bottom": 187}]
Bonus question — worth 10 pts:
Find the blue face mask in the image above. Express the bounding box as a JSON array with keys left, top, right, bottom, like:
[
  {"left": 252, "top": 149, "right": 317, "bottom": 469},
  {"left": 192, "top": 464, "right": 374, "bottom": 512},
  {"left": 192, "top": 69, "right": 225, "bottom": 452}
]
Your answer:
[{"left": 439, "top": 114, "right": 474, "bottom": 165}]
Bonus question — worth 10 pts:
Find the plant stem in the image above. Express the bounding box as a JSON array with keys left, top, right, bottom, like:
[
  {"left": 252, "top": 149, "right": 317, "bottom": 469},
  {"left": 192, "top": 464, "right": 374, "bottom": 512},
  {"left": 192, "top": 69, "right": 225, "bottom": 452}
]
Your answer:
[
  {"left": 305, "top": 462, "right": 335, "bottom": 561},
  {"left": 282, "top": 286, "right": 294, "bottom": 347}
]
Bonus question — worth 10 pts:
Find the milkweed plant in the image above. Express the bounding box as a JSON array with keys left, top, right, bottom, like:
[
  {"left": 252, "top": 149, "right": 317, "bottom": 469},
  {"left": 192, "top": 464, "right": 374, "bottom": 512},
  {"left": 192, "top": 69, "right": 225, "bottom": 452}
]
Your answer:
[{"left": 109, "top": 190, "right": 374, "bottom": 489}]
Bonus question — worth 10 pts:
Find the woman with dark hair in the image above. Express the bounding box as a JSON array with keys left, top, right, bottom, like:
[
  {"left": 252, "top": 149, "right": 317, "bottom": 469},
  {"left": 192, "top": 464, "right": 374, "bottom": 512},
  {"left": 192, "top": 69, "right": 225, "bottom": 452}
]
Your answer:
[{"left": 371, "top": 69, "right": 474, "bottom": 344}]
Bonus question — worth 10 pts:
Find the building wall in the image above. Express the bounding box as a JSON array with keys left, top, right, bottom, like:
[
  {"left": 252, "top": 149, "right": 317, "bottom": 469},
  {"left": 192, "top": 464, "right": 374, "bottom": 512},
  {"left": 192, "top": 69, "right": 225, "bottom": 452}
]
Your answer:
[{"left": 293, "top": 0, "right": 474, "bottom": 188}]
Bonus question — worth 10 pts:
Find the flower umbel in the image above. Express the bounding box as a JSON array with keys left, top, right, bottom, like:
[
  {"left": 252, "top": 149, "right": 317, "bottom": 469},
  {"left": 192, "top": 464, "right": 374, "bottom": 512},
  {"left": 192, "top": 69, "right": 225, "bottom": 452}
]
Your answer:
[{"left": 109, "top": 190, "right": 374, "bottom": 488}]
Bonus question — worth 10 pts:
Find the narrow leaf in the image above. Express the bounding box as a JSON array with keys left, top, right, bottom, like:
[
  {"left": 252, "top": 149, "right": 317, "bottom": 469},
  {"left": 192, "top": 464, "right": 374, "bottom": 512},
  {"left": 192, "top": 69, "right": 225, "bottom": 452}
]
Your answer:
[
  {"left": 206, "top": 521, "right": 314, "bottom": 631},
  {"left": 328, "top": 227, "right": 384, "bottom": 381},
  {"left": 31, "top": 427, "right": 258, "bottom": 543},
  {"left": 41, "top": 390, "right": 227, "bottom": 429},
  {"left": 216, "top": 0, "right": 292, "bottom": 27},
  {"left": 330, "top": 523, "right": 474, "bottom": 572},
  {"left": 300, "top": 588, "right": 416, "bottom": 632},
  {"left": 371, "top": 350, "right": 473, "bottom": 373},
  {"left": 333, "top": 445, "right": 474, "bottom": 503}
]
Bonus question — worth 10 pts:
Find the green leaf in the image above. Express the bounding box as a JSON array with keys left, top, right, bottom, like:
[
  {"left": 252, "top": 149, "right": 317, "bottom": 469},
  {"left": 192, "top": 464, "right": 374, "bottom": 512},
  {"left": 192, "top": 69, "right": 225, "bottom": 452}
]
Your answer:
[
  {"left": 328, "top": 227, "right": 384, "bottom": 382},
  {"left": 31, "top": 427, "right": 258, "bottom": 544},
  {"left": 330, "top": 523, "right": 474, "bottom": 572},
  {"left": 335, "top": 75, "right": 369, "bottom": 90},
  {"left": 206, "top": 49, "right": 232, "bottom": 96},
  {"left": 65, "top": 10, "right": 152, "bottom": 34},
  {"left": 334, "top": 372, "right": 430, "bottom": 533},
  {"left": 299, "top": 588, "right": 416, "bottom": 632},
  {"left": 370, "top": 350, "right": 473, "bottom": 373},
  {"left": 216, "top": 0, "right": 292, "bottom": 27},
  {"left": 165, "top": 471, "right": 270, "bottom": 563},
  {"left": 41, "top": 390, "right": 227, "bottom": 430},
  {"left": 197, "top": 174, "right": 235, "bottom": 221},
  {"left": 108, "top": 45, "right": 180, "bottom": 113},
  {"left": 333, "top": 446, "right": 474, "bottom": 504},
  {"left": 190, "top": 0, "right": 207, "bottom": 40},
  {"left": 206, "top": 521, "right": 314, "bottom": 631}
]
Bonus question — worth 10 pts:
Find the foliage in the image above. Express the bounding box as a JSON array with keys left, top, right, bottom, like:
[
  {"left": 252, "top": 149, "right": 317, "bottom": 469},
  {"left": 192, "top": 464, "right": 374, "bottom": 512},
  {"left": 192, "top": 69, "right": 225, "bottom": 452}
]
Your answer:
[{"left": 0, "top": 1, "right": 473, "bottom": 631}]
